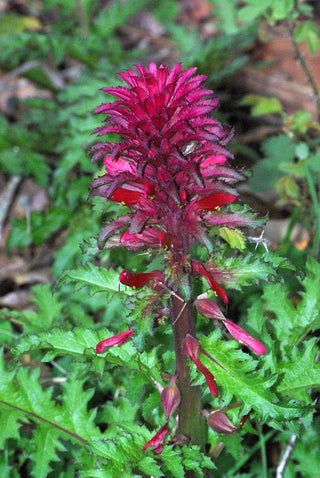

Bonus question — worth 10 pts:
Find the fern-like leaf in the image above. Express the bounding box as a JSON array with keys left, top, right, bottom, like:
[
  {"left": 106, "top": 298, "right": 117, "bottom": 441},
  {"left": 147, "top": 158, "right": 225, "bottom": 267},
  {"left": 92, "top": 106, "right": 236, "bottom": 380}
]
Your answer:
[{"left": 201, "top": 330, "right": 303, "bottom": 421}]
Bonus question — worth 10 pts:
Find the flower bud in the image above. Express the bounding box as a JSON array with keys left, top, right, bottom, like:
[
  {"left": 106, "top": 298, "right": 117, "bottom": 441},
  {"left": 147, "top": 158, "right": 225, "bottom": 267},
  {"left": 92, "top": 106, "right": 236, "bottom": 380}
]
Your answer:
[
  {"left": 207, "top": 410, "right": 237, "bottom": 435},
  {"left": 196, "top": 298, "right": 225, "bottom": 320},
  {"left": 161, "top": 383, "right": 181, "bottom": 421}
]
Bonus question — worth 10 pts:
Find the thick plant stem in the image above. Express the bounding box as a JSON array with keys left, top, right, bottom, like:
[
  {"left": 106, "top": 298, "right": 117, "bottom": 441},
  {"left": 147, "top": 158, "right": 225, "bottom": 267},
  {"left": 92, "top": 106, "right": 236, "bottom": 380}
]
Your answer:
[{"left": 171, "top": 295, "right": 206, "bottom": 449}]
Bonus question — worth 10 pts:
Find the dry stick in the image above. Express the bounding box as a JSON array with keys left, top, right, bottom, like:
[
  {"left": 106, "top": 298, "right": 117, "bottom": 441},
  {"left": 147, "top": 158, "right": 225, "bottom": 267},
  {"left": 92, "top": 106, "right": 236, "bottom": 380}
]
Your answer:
[
  {"left": 276, "top": 353, "right": 320, "bottom": 476},
  {"left": 276, "top": 433, "right": 297, "bottom": 478},
  {"left": 287, "top": 21, "right": 320, "bottom": 123},
  {"left": 0, "top": 59, "right": 66, "bottom": 91},
  {"left": 0, "top": 176, "right": 22, "bottom": 241}
]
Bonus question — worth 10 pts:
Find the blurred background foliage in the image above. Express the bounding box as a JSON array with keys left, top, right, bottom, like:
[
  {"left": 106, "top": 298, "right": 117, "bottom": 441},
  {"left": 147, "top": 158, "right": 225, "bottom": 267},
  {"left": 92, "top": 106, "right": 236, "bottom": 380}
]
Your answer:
[{"left": 0, "top": 0, "right": 320, "bottom": 476}]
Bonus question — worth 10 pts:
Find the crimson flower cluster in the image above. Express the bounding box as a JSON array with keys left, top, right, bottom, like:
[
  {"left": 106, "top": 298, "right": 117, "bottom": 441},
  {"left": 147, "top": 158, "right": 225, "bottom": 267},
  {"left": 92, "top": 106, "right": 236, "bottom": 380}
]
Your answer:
[{"left": 92, "top": 63, "right": 265, "bottom": 452}]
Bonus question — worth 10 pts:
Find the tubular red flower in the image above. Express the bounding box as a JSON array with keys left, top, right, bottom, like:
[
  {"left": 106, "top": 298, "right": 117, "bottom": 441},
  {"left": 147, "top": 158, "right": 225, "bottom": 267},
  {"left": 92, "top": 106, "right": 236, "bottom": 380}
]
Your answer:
[
  {"left": 119, "top": 270, "right": 164, "bottom": 288},
  {"left": 223, "top": 319, "right": 266, "bottom": 355},
  {"left": 182, "top": 335, "right": 218, "bottom": 397},
  {"left": 192, "top": 261, "right": 228, "bottom": 304},
  {"left": 109, "top": 188, "right": 142, "bottom": 205},
  {"left": 193, "top": 192, "right": 237, "bottom": 211},
  {"left": 142, "top": 423, "right": 169, "bottom": 453},
  {"left": 96, "top": 329, "right": 134, "bottom": 353}
]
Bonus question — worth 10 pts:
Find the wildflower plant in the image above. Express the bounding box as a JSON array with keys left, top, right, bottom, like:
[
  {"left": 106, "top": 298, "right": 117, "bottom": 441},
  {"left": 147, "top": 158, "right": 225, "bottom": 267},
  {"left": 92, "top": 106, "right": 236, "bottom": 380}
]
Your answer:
[{"left": 89, "top": 62, "right": 276, "bottom": 454}]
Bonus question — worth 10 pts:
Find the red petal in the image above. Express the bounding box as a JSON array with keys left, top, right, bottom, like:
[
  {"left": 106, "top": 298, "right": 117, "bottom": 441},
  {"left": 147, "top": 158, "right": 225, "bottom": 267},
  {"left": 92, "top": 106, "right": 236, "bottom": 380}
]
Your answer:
[
  {"left": 223, "top": 320, "right": 266, "bottom": 355},
  {"left": 96, "top": 329, "right": 134, "bottom": 353},
  {"left": 195, "top": 192, "right": 237, "bottom": 211}
]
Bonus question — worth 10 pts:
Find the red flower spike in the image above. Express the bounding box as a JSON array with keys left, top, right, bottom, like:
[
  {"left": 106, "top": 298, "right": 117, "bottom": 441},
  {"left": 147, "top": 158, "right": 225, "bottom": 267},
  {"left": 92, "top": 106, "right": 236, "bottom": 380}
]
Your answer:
[
  {"left": 208, "top": 410, "right": 237, "bottom": 435},
  {"left": 194, "top": 192, "right": 237, "bottom": 211},
  {"left": 182, "top": 335, "right": 218, "bottom": 397},
  {"left": 143, "top": 423, "right": 169, "bottom": 453},
  {"left": 161, "top": 383, "right": 181, "bottom": 421},
  {"left": 192, "top": 261, "right": 228, "bottom": 304},
  {"left": 119, "top": 269, "right": 164, "bottom": 289},
  {"left": 223, "top": 319, "right": 266, "bottom": 355},
  {"left": 196, "top": 298, "right": 225, "bottom": 320},
  {"left": 91, "top": 63, "right": 257, "bottom": 254},
  {"left": 96, "top": 329, "right": 134, "bottom": 353}
]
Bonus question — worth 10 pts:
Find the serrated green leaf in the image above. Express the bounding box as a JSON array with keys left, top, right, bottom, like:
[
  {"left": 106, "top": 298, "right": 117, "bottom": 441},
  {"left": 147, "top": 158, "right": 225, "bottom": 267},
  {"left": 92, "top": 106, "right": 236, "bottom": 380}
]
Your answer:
[
  {"left": 160, "top": 448, "right": 185, "bottom": 477},
  {"left": 30, "top": 426, "right": 66, "bottom": 478},
  {"left": 0, "top": 408, "right": 24, "bottom": 448},
  {"left": 277, "top": 339, "right": 320, "bottom": 401},
  {"left": 57, "top": 263, "right": 135, "bottom": 296}
]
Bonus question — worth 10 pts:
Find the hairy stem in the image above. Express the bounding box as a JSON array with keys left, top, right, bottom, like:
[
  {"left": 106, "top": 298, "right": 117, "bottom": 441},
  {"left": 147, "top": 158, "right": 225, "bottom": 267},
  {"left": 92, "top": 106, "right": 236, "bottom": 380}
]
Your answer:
[{"left": 171, "top": 295, "right": 206, "bottom": 449}]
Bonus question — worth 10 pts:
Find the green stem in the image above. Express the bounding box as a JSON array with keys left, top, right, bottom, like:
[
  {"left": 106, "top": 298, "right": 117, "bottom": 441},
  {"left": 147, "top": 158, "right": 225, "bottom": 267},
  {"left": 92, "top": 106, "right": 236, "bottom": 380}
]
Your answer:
[
  {"left": 226, "top": 431, "right": 275, "bottom": 477},
  {"left": 305, "top": 165, "right": 320, "bottom": 258},
  {"left": 0, "top": 400, "right": 87, "bottom": 444},
  {"left": 259, "top": 425, "right": 268, "bottom": 478},
  {"left": 171, "top": 295, "right": 206, "bottom": 450},
  {"left": 282, "top": 206, "right": 300, "bottom": 244}
]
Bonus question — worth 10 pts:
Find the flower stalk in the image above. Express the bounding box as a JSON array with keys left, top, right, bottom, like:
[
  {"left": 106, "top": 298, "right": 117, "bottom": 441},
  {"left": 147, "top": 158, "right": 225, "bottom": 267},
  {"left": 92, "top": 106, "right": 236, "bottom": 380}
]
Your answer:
[{"left": 90, "top": 62, "right": 266, "bottom": 459}]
